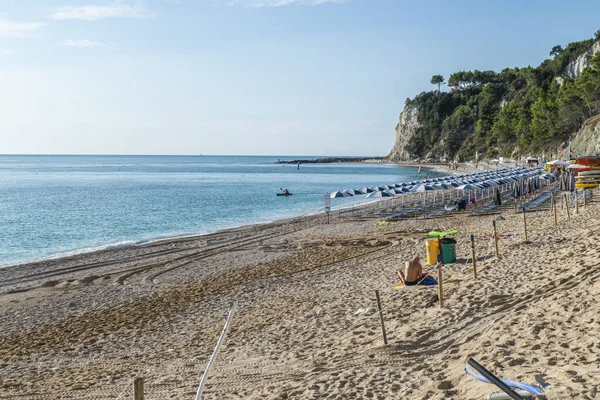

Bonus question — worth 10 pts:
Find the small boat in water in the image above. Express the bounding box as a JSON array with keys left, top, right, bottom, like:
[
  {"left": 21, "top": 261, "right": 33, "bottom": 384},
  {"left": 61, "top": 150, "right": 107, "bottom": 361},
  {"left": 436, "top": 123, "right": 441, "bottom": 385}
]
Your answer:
[{"left": 277, "top": 193, "right": 293, "bottom": 196}]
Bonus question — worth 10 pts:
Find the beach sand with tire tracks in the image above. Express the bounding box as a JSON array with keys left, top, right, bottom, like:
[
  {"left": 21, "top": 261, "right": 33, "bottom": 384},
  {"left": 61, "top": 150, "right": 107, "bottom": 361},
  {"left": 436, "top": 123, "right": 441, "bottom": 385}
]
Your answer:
[{"left": 1, "top": 193, "right": 600, "bottom": 399}]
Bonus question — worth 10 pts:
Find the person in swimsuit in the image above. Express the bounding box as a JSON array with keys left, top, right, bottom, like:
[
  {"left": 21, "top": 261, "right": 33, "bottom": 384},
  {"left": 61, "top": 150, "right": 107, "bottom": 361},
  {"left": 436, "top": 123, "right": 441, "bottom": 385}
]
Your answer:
[{"left": 397, "top": 256, "right": 428, "bottom": 286}]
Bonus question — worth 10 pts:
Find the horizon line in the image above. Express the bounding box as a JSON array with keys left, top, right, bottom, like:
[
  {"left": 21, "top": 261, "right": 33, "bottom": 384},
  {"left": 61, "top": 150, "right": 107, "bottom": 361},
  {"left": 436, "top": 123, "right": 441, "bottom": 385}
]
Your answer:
[{"left": 0, "top": 153, "right": 385, "bottom": 158}]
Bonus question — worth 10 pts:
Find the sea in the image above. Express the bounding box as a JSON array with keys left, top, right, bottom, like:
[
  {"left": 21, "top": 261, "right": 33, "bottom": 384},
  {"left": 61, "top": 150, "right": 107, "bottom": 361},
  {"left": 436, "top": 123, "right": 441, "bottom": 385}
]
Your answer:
[{"left": 0, "top": 155, "right": 446, "bottom": 267}]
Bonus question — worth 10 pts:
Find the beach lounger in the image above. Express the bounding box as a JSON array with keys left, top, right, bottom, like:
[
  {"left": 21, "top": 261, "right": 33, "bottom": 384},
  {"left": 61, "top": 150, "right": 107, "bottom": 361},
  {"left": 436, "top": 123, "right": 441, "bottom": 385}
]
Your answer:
[{"left": 465, "top": 358, "right": 546, "bottom": 400}]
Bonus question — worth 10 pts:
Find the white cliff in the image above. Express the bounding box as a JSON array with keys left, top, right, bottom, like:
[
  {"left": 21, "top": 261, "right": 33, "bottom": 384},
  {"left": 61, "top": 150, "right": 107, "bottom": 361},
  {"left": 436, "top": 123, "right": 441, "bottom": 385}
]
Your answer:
[
  {"left": 572, "top": 114, "right": 600, "bottom": 155},
  {"left": 387, "top": 104, "right": 420, "bottom": 161},
  {"left": 564, "top": 41, "right": 600, "bottom": 79}
]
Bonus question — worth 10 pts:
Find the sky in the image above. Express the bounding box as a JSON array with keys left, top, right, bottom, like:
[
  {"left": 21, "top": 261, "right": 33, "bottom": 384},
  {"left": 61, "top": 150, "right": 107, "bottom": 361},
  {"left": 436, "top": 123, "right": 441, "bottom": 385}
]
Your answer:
[{"left": 1, "top": 0, "right": 599, "bottom": 156}]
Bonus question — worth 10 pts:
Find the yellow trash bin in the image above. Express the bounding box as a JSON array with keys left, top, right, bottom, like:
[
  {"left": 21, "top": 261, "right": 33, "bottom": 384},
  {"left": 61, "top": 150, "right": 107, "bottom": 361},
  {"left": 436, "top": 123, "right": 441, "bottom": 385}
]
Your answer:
[{"left": 425, "top": 239, "right": 439, "bottom": 265}]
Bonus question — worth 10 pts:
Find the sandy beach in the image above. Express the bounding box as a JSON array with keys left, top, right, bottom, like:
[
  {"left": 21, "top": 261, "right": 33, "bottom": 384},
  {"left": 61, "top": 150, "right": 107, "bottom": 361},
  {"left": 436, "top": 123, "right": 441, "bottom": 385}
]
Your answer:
[{"left": 1, "top": 190, "right": 599, "bottom": 399}]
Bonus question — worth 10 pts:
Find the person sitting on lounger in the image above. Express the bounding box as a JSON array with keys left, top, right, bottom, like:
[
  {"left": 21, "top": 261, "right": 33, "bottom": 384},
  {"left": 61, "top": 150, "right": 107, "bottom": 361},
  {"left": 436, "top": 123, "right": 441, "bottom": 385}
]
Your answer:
[{"left": 398, "top": 256, "right": 428, "bottom": 286}]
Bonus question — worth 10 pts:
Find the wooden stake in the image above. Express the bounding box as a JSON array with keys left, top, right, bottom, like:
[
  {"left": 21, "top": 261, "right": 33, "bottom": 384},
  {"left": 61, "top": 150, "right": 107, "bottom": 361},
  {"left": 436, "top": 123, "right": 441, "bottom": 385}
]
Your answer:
[
  {"left": 134, "top": 377, "right": 144, "bottom": 400},
  {"left": 522, "top": 208, "right": 528, "bottom": 241},
  {"left": 575, "top": 191, "right": 579, "bottom": 214},
  {"left": 470, "top": 234, "right": 477, "bottom": 280},
  {"left": 492, "top": 220, "right": 499, "bottom": 258},
  {"left": 564, "top": 194, "right": 570, "bottom": 220},
  {"left": 550, "top": 193, "right": 554, "bottom": 216},
  {"left": 553, "top": 197, "right": 558, "bottom": 226},
  {"left": 375, "top": 290, "right": 388, "bottom": 345},
  {"left": 584, "top": 189, "right": 588, "bottom": 209},
  {"left": 437, "top": 263, "right": 444, "bottom": 308}
]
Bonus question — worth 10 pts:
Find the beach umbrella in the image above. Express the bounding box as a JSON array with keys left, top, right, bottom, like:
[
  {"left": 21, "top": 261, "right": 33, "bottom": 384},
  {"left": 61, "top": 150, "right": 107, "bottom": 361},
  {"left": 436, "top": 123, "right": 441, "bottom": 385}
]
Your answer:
[
  {"left": 432, "top": 183, "right": 449, "bottom": 189},
  {"left": 547, "top": 159, "right": 571, "bottom": 166},
  {"left": 387, "top": 189, "right": 405, "bottom": 195},
  {"left": 399, "top": 186, "right": 413, "bottom": 192},
  {"left": 342, "top": 189, "right": 358, "bottom": 196},
  {"left": 367, "top": 191, "right": 394, "bottom": 198},
  {"left": 355, "top": 187, "right": 374, "bottom": 194},
  {"left": 411, "top": 184, "right": 435, "bottom": 192},
  {"left": 567, "top": 163, "right": 587, "bottom": 169},
  {"left": 330, "top": 191, "right": 350, "bottom": 198},
  {"left": 456, "top": 184, "right": 481, "bottom": 190}
]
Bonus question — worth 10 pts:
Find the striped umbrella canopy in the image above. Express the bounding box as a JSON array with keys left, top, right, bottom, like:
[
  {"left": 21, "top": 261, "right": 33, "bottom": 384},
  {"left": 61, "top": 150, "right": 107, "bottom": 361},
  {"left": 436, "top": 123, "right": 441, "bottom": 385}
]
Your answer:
[
  {"left": 330, "top": 191, "right": 351, "bottom": 198},
  {"left": 387, "top": 188, "right": 405, "bottom": 195},
  {"left": 355, "top": 187, "right": 374, "bottom": 194},
  {"left": 456, "top": 184, "right": 482, "bottom": 190},
  {"left": 367, "top": 191, "right": 394, "bottom": 198},
  {"left": 411, "top": 184, "right": 435, "bottom": 192},
  {"left": 343, "top": 189, "right": 358, "bottom": 196}
]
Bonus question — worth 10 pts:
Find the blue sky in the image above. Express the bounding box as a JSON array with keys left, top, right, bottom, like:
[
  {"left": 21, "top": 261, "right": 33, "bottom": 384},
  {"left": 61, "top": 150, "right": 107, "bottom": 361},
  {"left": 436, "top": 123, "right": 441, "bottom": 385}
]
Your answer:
[{"left": 1, "top": 0, "right": 599, "bottom": 156}]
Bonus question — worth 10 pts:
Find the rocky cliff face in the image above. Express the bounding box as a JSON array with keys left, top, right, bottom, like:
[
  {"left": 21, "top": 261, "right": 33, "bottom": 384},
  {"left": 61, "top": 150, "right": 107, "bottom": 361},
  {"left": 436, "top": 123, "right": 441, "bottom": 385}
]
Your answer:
[
  {"left": 387, "top": 103, "right": 420, "bottom": 161},
  {"left": 572, "top": 114, "right": 600, "bottom": 155},
  {"left": 564, "top": 41, "right": 600, "bottom": 79}
]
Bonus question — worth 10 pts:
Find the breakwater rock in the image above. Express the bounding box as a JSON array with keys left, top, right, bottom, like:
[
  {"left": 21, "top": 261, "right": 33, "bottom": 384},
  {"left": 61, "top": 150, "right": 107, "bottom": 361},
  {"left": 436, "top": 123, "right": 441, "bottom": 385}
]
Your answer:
[{"left": 277, "top": 157, "right": 384, "bottom": 164}]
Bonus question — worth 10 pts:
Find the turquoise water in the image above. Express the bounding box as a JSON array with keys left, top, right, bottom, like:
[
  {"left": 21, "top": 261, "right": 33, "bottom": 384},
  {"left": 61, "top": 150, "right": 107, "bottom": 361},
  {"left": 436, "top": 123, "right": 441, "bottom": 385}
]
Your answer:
[{"left": 0, "top": 155, "right": 444, "bottom": 267}]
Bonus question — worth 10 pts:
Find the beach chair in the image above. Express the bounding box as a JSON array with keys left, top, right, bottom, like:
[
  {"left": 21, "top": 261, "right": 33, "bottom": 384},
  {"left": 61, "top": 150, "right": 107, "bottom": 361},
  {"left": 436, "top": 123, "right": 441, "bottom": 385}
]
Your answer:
[{"left": 465, "top": 358, "right": 547, "bottom": 399}]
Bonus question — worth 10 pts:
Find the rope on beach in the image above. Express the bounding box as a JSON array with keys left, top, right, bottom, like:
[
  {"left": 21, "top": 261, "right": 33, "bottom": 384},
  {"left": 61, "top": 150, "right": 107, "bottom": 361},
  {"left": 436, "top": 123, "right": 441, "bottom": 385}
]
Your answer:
[{"left": 114, "top": 375, "right": 137, "bottom": 400}]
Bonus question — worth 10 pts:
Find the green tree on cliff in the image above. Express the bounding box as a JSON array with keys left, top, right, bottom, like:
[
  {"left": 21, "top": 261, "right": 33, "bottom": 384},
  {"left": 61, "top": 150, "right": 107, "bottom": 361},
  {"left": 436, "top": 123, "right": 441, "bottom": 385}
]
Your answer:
[
  {"left": 400, "top": 30, "right": 600, "bottom": 161},
  {"left": 549, "top": 45, "right": 563, "bottom": 58},
  {"left": 430, "top": 75, "right": 445, "bottom": 92}
]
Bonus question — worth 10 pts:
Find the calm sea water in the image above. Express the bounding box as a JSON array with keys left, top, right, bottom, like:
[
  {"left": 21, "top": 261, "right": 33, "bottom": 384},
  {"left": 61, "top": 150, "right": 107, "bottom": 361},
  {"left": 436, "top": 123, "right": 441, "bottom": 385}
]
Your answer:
[{"left": 0, "top": 155, "right": 445, "bottom": 267}]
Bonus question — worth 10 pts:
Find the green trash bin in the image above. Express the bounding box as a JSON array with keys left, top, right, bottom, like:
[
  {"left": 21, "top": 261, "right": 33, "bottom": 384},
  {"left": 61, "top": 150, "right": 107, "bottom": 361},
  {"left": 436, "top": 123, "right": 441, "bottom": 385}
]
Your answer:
[{"left": 440, "top": 238, "right": 456, "bottom": 264}]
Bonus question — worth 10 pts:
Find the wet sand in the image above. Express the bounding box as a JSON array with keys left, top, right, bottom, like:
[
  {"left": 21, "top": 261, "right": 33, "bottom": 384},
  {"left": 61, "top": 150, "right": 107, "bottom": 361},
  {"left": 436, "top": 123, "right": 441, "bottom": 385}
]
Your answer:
[{"left": 1, "top": 192, "right": 598, "bottom": 399}]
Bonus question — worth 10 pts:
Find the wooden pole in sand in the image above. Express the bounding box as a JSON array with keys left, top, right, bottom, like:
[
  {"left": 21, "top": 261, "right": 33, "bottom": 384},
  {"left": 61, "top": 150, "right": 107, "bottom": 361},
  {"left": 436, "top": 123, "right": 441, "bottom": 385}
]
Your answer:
[
  {"left": 584, "top": 189, "right": 588, "bottom": 209},
  {"left": 374, "top": 290, "right": 388, "bottom": 345},
  {"left": 437, "top": 262, "right": 444, "bottom": 308},
  {"left": 470, "top": 234, "right": 477, "bottom": 280},
  {"left": 550, "top": 193, "right": 554, "bottom": 216},
  {"left": 133, "top": 377, "right": 144, "bottom": 400},
  {"left": 522, "top": 208, "right": 528, "bottom": 241},
  {"left": 564, "top": 194, "right": 570, "bottom": 221},
  {"left": 553, "top": 197, "right": 558, "bottom": 226},
  {"left": 492, "top": 220, "right": 499, "bottom": 258},
  {"left": 575, "top": 191, "right": 579, "bottom": 214}
]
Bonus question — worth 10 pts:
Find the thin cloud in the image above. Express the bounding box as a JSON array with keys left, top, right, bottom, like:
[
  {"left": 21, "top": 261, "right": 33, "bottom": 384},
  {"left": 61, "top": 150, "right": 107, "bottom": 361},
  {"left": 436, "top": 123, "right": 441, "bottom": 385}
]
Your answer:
[
  {"left": 0, "top": 19, "right": 44, "bottom": 38},
  {"left": 61, "top": 39, "right": 107, "bottom": 47},
  {"left": 48, "top": 3, "right": 156, "bottom": 21},
  {"left": 225, "top": 0, "right": 350, "bottom": 7}
]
